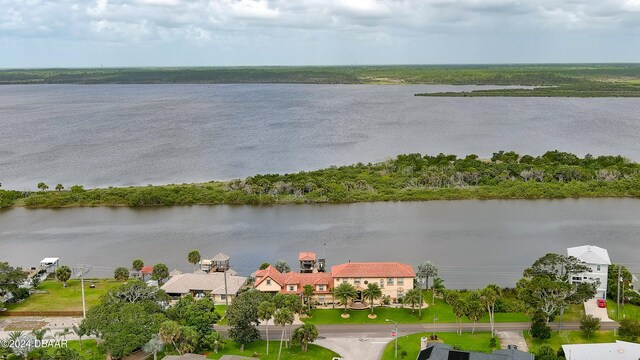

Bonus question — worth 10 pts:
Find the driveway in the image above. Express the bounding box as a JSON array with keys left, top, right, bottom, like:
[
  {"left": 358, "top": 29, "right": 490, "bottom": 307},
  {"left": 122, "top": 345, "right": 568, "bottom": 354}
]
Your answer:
[
  {"left": 496, "top": 331, "right": 528, "bottom": 352},
  {"left": 315, "top": 337, "right": 391, "bottom": 360},
  {"left": 584, "top": 299, "right": 613, "bottom": 322}
]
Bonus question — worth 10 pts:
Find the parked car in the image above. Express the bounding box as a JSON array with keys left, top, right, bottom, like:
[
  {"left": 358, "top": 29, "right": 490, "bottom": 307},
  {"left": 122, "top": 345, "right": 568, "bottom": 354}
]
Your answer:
[{"left": 597, "top": 299, "right": 607, "bottom": 308}]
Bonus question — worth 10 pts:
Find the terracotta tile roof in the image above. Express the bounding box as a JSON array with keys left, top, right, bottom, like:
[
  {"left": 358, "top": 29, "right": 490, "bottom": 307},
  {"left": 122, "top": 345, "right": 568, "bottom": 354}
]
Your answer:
[
  {"left": 331, "top": 262, "right": 416, "bottom": 278},
  {"left": 298, "top": 252, "right": 316, "bottom": 261},
  {"left": 140, "top": 266, "right": 154, "bottom": 274},
  {"left": 254, "top": 265, "right": 284, "bottom": 287}
]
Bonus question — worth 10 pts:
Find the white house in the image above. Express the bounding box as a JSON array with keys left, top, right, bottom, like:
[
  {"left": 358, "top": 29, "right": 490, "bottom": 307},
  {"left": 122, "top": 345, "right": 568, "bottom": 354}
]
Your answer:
[
  {"left": 567, "top": 245, "right": 611, "bottom": 299},
  {"left": 562, "top": 341, "right": 640, "bottom": 360}
]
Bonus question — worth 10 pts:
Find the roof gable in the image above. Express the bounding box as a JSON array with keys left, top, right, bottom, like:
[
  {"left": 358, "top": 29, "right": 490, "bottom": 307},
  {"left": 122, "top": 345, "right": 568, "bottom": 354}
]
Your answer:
[
  {"left": 331, "top": 262, "right": 416, "bottom": 278},
  {"left": 567, "top": 245, "right": 611, "bottom": 265}
]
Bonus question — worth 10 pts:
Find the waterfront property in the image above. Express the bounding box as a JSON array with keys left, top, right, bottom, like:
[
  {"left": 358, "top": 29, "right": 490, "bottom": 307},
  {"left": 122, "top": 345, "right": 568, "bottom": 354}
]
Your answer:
[
  {"left": 567, "top": 245, "right": 611, "bottom": 299},
  {"left": 254, "top": 253, "right": 415, "bottom": 306},
  {"left": 161, "top": 271, "right": 247, "bottom": 304},
  {"left": 332, "top": 262, "right": 415, "bottom": 303},
  {"left": 254, "top": 265, "right": 334, "bottom": 305},
  {"left": 562, "top": 341, "right": 640, "bottom": 360},
  {"left": 417, "top": 343, "right": 533, "bottom": 360}
]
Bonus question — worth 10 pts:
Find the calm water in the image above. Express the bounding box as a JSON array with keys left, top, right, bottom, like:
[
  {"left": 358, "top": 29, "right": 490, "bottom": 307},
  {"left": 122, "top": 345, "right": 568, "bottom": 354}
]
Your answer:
[
  {"left": 1, "top": 84, "right": 640, "bottom": 190},
  {"left": 1, "top": 199, "right": 639, "bottom": 288}
]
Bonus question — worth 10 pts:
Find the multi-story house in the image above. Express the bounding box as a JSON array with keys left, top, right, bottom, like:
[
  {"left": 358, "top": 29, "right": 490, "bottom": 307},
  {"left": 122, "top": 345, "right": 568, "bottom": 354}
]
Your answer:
[{"left": 567, "top": 245, "right": 611, "bottom": 299}]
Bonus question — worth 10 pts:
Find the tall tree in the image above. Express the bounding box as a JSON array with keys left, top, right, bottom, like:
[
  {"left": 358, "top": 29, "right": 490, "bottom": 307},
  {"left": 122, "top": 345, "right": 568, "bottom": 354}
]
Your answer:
[
  {"left": 292, "top": 324, "right": 319, "bottom": 352},
  {"left": 258, "top": 301, "right": 276, "bottom": 355},
  {"left": 444, "top": 291, "right": 465, "bottom": 335},
  {"left": 55, "top": 184, "right": 64, "bottom": 191},
  {"left": 0, "top": 262, "right": 27, "bottom": 302},
  {"left": 607, "top": 264, "right": 633, "bottom": 301},
  {"left": 302, "top": 284, "right": 315, "bottom": 313},
  {"left": 55, "top": 265, "right": 71, "bottom": 287},
  {"left": 479, "top": 284, "right": 502, "bottom": 337},
  {"left": 362, "top": 283, "right": 382, "bottom": 315},
  {"left": 463, "top": 291, "right": 486, "bottom": 334},
  {"left": 132, "top": 259, "right": 144, "bottom": 278},
  {"left": 226, "top": 290, "right": 264, "bottom": 351},
  {"left": 71, "top": 324, "right": 86, "bottom": 351},
  {"left": 143, "top": 335, "right": 164, "bottom": 360},
  {"left": 274, "top": 260, "right": 291, "bottom": 273},
  {"left": 333, "top": 282, "right": 357, "bottom": 314},
  {"left": 37, "top": 182, "right": 48, "bottom": 191},
  {"left": 580, "top": 314, "right": 601, "bottom": 338},
  {"left": 416, "top": 261, "right": 438, "bottom": 289},
  {"left": 114, "top": 267, "right": 129, "bottom": 282},
  {"left": 152, "top": 263, "right": 169, "bottom": 285},
  {"left": 274, "top": 308, "right": 294, "bottom": 360},
  {"left": 188, "top": 250, "right": 201, "bottom": 272},
  {"left": 403, "top": 288, "right": 424, "bottom": 314}
]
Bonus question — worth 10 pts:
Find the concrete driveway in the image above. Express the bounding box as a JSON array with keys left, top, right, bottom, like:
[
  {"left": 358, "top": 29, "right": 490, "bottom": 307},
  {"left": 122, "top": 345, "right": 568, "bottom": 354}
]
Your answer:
[
  {"left": 584, "top": 299, "right": 613, "bottom": 322},
  {"left": 315, "top": 337, "right": 391, "bottom": 360}
]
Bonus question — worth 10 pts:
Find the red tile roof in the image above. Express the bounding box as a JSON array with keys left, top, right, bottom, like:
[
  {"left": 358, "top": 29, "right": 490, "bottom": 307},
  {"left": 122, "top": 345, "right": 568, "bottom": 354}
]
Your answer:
[
  {"left": 140, "top": 266, "right": 154, "bottom": 274},
  {"left": 331, "top": 262, "right": 415, "bottom": 278},
  {"left": 298, "top": 252, "right": 316, "bottom": 261},
  {"left": 254, "top": 265, "right": 332, "bottom": 294}
]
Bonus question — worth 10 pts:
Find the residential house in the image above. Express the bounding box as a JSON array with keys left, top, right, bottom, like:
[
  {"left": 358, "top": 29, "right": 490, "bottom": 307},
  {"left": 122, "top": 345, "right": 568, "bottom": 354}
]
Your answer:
[
  {"left": 161, "top": 272, "right": 247, "bottom": 304},
  {"left": 417, "top": 343, "right": 533, "bottom": 360},
  {"left": 562, "top": 341, "right": 640, "bottom": 360},
  {"left": 254, "top": 265, "right": 334, "bottom": 305},
  {"left": 299, "top": 252, "right": 317, "bottom": 273},
  {"left": 567, "top": 245, "right": 611, "bottom": 299},
  {"left": 254, "top": 259, "right": 416, "bottom": 305},
  {"left": 332, "top": 262, "right": 415, "bottom": 303}
]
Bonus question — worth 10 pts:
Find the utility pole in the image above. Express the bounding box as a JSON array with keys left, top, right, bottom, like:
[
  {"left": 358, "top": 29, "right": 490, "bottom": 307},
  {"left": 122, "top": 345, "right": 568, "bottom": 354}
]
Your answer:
[
  {"left": 617, "top": 266, "right": 621, "bottom": 320},
  {"left": 386, "top": 319, "right": 398, "bottom": 359},
  {"left": 73, "top": 264, "right": 92, "bottom": 319},
  {"left": 432, "top": 290, "right": 437, "bottom": 337}
]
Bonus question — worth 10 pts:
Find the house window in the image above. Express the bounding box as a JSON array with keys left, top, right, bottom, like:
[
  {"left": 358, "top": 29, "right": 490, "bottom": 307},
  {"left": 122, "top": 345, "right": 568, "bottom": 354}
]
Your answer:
[
  {"left": 318, "top": 296, "right": 325, "bottom": 302},
  {"left": 597, "top": 265, "right": 601, "bottom": 271},
  {"left": 397, "top": 289, "right": 404, "bottom": 298},
  {"left": 397, "top": 278, "right": 404, "bottom": 286},
  {"left": 289, "top": 285, "right": 295, "bottom": 291},
  {"left": 318, "top": 285, "right": 325, "bottom": 291},
  {"left": 380, "top": 279, "right": 384, "bottom": 288},
  {"left": 220, "top": 294, "right": 227, "bottom": 300},
  {"left": 342, "top": 279, "right": 347, "bottom": 284},
  {"left": 266, "top": 279, "right": 271, "bottom": 285},
  {"left": 354, "top": 278, "right": 361, "bottom": 285},
  {"left": 387, "top": 278, "right": 394, "bottom": 286}
]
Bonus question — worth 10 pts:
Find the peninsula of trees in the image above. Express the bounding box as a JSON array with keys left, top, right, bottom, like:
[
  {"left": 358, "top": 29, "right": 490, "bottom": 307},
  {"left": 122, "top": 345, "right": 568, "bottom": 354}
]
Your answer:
[{"left": 2, "top": 150, "right": 640, "bottom": 208}]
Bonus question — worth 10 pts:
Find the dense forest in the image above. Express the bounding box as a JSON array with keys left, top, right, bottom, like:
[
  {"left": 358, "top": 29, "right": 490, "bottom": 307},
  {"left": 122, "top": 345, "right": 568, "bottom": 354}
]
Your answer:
[{"left": 2, "top": 151, "right": 640, "bottom": 208}]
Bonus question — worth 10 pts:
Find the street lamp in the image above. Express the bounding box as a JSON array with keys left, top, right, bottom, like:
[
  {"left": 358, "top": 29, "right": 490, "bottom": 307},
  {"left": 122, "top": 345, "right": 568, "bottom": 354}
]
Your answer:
[{"left": 386, "top": 319, "right": 398, "bottom": 359}]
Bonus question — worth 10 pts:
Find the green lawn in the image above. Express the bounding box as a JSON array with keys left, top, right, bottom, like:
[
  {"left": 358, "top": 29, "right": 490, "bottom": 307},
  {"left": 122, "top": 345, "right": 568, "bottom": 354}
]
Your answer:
[
  {"left": 5, "top": 279, "right": 121, "bottom": 312},
  {"left": 203, "top": 340, "right": 340, "bottom": 360},
  {"left": 607, "top": 301, "right": 640, "bottom": 320},
  {"left": 524, "top": 330, "right": 618, "bottom": 353},
  {"left": 39, "top": 339, "right": 104, "bottom": 360},
  {"left": 304, "top": 291, "right": 528, "bottom": 325},
  {"left": 380, "top": 332, "right": 498, "bottom": 360}
]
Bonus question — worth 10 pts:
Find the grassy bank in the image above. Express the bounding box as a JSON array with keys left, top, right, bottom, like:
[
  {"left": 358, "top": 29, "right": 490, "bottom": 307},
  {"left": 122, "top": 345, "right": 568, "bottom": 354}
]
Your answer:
[
  {"left": 4, "top": 279, "right": 120, "bottom": 312},
  {"left": 524, "top": 330, "right": 619, "bottom": 353},
  {"left": 3, "top": 151, "right": 640, "bottom": 208},
  {"left": 416, "top": 82, "right": 640, "bottom": 97},
  {"left": 380, "top": 332, "right": 498, "bottom": 360}
]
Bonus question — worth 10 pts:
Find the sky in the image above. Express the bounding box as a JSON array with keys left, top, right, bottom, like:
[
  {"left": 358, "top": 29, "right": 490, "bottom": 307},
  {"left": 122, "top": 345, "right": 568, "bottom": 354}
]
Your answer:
[{"left": 1, "top": 0, "right": 639, "bottom": 67}]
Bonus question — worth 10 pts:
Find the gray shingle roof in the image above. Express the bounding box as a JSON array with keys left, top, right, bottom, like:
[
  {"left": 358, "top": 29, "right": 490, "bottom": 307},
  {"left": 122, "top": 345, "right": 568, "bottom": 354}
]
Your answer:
[{"left": 161, "top": 272, "right": 246, "bottom": 295}]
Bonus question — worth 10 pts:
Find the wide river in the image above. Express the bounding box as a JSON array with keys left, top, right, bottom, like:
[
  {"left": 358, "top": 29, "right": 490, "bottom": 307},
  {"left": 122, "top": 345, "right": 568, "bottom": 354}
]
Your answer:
[
  {"left": 2, "top": 84, "right": 640, "bottom": 288},
  {"left": 1, "top": 84, "right": 640, "bottom": 190},
  {"left": 1, "top": 199, "right": 639, "bottom": 288}
]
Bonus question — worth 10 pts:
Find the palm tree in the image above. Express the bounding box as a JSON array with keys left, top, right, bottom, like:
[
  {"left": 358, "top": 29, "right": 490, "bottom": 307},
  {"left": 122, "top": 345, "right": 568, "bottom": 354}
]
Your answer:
[
  {"left": 417, "top": 261, "right": 438, "bottom": 289},
  {"left": 55, "top": 184, "right": 64, "bottom": 191},
  {"left": 55, "top": 265, "right": 72, "bottom": 287},
  {"left": 31, "top": 327, "right": 51, "bottom": 341},
  {"left": 292, "top": 324, "right": 319, "bottom": 352},
  {"left": 480, "top": 284, "right": 502, "bottom": 337},
  {"left": 72, "top": 324, "right": 86, "bottom": 351},
  {"left": 258, "top": 301, "right": 276, "bottom": 355},
  {"left": 274, "top": 308, "right": 294, "bottom": 360},
  {"left": 333, "top": 282, "right": 357, "bottom": 314},
  {"left": 188, "top": 250, "right": 201, "bottom": 272},
  {"left": 402, "top": 288, "right": 423, "bottom": 314},
  {"left": 432, "top": 277, "right": 445, "bottom": 296},
  {"left": 8, "top": 331, "right": 24, "bottom": 341},
  {"left": 362, "top": 283, "right": 382, "bottom": 315},
  {"left": 55, "top": 327, "right": 71, "bottom": 340},
  {"left": 132, "top": 258, "right": 144, "bottom": 278},
  {"left": 302, "top": 284, "right": 314, "bottom": 313}
]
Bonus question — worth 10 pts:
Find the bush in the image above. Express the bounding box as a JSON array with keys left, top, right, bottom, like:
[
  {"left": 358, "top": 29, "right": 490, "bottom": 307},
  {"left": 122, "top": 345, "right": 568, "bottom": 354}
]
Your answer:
[
  {"left": 579, "top": 314, "right": 601, "bottom": 338},
  {"left": 489, "top": 337, "right": 497, "bottom": 349},
  {"left": 11, "top": 288, "right": 30, "bottom": 301},
  {"left": 536, "top": 345, "right": 558, "bottom": 360},
  {"left": 531, "top": 318, "right": 551, "bottom": 340},
  {"left": 619, "top": 318, "right": 640, "bottom": 342}
]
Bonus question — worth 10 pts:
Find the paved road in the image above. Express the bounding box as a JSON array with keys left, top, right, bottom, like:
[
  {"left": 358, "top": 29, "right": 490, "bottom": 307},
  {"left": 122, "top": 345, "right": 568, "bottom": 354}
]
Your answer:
[{"left": 216, "top": 321, "right": 619, "bottom": 339}]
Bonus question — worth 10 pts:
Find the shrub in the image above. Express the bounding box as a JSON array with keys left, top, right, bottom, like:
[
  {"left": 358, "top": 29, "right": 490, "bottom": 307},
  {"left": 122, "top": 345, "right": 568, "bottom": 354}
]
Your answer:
[{"left": 531, "top": 318, "right": 551, "bottom": 340}]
